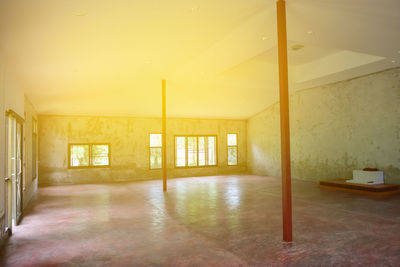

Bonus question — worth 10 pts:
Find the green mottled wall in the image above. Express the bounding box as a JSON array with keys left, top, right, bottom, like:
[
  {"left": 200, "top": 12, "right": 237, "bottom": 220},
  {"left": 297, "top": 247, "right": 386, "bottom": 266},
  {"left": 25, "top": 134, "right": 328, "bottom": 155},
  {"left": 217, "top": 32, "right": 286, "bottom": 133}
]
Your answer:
[
  {"left": 39, "top": 116, "right": 247, "bottom": 185},
  {"left": 248, "top": 68, "right": 400, "bottom": 184}
]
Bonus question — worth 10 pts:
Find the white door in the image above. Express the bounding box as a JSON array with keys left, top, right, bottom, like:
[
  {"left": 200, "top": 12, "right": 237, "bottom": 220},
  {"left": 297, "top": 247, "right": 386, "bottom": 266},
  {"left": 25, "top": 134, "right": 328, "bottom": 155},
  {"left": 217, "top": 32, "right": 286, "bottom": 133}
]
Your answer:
[{"left": 5, "top": 112, "right": 24, "bottom": 230}]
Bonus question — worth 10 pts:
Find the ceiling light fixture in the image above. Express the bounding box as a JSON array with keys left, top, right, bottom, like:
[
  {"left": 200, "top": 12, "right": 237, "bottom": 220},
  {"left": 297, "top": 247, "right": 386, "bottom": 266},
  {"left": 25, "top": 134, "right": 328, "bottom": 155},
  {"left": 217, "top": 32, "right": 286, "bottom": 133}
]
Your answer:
[
  {"left": 291, "top": 44, "right": 304, "bottom": 51},
  {"left": 307, "top": 30, "right": 313, "bottom": 35},
  {"left": 74, "top": 10, "right": 88, "bottom": 16},
  {"left": 262, "top": 36, "right": 268, "bottom": 41},
  {"left": 191, "top": 6, "right": 200, "bottom": 12},
  {"left": 391, "top": 60, "right": 396, "bottom": 63}
]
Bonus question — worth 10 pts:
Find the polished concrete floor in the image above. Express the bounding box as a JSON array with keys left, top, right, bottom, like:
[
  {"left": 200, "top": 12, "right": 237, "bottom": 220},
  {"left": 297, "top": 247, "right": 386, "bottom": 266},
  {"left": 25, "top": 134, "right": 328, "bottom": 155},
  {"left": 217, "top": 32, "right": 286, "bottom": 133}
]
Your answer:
[{"left": 1, "top": 175, "right": 400, "bottom": 266}]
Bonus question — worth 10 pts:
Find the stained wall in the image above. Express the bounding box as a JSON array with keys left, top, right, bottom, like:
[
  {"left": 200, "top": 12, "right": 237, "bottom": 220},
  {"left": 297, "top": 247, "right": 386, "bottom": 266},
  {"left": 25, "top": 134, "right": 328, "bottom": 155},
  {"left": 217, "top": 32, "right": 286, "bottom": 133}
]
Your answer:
[
  {"left": 39, "top": 116, "right": 247, "bottom": 185},
  {"left": 248, "top": 68, "right": 400, "bottom": 184},
  {"left": 23, "top": 97, "right": 39, "bottom": 209}
]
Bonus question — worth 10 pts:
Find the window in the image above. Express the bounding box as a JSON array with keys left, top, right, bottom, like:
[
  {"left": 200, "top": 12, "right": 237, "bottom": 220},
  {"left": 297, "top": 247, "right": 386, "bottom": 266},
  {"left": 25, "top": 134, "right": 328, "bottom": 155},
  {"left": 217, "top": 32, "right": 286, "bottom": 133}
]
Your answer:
[
  {"left": 175, "top": 137, "right": 186, "bottom": 167},
  {"left": 32, "top": 118, "right": 38, "bottom": 135},
  {"left": 91, "top": 145, "right": 110, "bottom": 166},
  {"left": 68, "top": 143, "right": 110, "bottom": 168},
  {"left": 227, "top": 134, "right": 238, "bottom": 166},
  {"left": 175, "top": 136, "right": 217, "bottom": 167},
  {"left": 149, "top": 134, "right": 162, "bottom": 169},
  {"left": 32, "top": 118, "right": 38, "bottom": 180},
  {"left": 70, "top": 144, "right": 90, "bottom": 167},
  {"left": 187, "top": 137, "right": 197, "bottom": 166}
]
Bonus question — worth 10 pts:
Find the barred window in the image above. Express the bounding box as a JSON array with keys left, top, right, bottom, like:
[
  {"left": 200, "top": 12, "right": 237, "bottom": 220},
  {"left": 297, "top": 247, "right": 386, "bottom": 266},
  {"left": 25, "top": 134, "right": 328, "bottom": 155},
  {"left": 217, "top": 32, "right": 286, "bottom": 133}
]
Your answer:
[
  {"left": 227, "top": 134, "right": 238, "bottom": 166},
  {"left": 69, "top": 143, "right": 110, "bottom": 168},
  {"left": 175, "top": 136, "right": 217, "bottom": 167},
  {"left": 149, "top": 134, "right": 162, "bottom": 169}
]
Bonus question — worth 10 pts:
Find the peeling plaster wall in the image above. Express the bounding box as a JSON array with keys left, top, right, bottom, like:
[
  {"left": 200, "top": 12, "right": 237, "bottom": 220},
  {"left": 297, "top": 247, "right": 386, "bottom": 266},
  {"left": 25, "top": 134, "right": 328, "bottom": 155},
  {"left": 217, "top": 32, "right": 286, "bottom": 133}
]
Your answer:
[
  {"left": 39, "top": 116, "right": 247, "bottom": 185},
  {"left": 23, "top": 97, "right": 39, "bottom": 209},
  {"left": 248, "top": 68, "right": 400, "bottom": 184}
]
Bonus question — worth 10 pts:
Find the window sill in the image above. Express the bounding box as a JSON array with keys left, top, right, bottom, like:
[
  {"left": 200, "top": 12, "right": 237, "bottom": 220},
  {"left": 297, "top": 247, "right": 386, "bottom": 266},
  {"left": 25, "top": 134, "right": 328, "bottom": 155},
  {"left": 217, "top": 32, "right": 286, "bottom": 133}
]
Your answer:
[
  {"left": 174, "top": 165, "right": 218, "bottom": 169},
  {"left": 68, "top": 165, "right": 111, "bottom": 169}
]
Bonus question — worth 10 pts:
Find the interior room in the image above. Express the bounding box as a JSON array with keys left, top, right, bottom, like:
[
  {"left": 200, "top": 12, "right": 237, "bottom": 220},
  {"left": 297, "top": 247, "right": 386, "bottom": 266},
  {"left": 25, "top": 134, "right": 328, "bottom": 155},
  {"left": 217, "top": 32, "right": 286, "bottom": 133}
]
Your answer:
[{"left": 1, "top": 0, "right": 399, "bottom": 265}]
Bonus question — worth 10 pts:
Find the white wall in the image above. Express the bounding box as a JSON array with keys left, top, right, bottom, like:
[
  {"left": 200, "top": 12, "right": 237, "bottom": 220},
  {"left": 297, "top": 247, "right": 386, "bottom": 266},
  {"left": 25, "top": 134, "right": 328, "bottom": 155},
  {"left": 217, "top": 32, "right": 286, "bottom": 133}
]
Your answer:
[
  {"left": 0, "top": 57, "right": 6, "bottom": 244},
  {"left": 0, "top": 57, "right": 38, "bottom": 245},
  {"left": 4, "top": 71, "right": 24, "bottom": 118}
]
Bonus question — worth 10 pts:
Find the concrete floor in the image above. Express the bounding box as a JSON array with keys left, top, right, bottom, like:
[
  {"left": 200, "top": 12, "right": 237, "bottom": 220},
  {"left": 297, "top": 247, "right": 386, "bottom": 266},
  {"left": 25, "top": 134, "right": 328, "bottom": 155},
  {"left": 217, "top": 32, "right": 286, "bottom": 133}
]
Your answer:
[{"left": 1, "top": 175, "right": 400, "bottom": 266}]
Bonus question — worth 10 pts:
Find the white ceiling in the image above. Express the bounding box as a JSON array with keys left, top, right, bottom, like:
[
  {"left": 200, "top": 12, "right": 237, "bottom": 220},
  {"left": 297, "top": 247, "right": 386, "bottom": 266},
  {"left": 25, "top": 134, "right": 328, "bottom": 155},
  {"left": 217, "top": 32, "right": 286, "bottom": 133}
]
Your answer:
[{"left": 0, "top": 0, "right": 399, "bottom": 119}]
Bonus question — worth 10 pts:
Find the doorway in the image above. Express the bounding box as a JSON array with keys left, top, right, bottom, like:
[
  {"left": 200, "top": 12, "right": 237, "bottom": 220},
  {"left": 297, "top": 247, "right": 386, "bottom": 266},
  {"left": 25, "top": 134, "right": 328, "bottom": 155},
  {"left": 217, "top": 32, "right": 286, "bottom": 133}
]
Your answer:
[{"left": 5, "top": 111, "right": 24, "bottom": 233}]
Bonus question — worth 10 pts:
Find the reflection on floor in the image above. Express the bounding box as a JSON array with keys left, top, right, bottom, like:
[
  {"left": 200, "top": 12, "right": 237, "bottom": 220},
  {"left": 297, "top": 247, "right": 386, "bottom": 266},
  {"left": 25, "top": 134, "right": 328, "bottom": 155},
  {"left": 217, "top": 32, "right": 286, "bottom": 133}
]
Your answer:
[{"left": 1, "top": 175, "right": 400, "bottom": 266}]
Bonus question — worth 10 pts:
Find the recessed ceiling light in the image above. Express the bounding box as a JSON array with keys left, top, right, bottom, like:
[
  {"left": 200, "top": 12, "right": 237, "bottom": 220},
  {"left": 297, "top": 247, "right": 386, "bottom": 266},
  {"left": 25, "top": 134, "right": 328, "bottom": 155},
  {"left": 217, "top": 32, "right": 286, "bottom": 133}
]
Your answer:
[
  {"left": 291, "top": 44, "right": 304, "bottom": 51},
  {"left": 307, "top": 30, "right": 313, "bottom": 35},
  {"left": 74, "top": 10, "right": 88, "bottom": 16},
  {"left": 262, "top": 36, "right": 268, "bottom": 41},
  {"left": 391, "top": 60, "right": 396, "bottom": 63},
  {"left": 191, "top": 6, "right": 200, "bottom": 12}
]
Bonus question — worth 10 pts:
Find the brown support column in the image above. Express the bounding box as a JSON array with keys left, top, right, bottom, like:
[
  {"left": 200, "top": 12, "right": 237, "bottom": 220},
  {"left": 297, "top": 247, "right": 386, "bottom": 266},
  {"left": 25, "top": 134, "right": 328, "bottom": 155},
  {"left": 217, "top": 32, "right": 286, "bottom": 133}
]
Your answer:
[
  {"left": 162, "top": 80, "right": 167, "bottom": 192},
  {"left": 276, "top": 0, "right": 293, "bottom": 242}
]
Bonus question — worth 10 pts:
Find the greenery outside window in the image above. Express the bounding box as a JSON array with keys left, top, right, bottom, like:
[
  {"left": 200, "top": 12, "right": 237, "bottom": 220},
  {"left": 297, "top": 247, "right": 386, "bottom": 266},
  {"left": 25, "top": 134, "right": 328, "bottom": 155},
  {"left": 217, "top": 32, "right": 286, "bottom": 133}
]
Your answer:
[
  {"left": 227, "top": 134, "right": 238, "bottom": 166},
  {"left": 68, "top": 143, "right": 110, "bottom": 168},
  {"left": 175, "top": 135, "right": 217, "bottom": 167},
  {"left": 149, "top": 134, "right": 162, "bottom": 169}
]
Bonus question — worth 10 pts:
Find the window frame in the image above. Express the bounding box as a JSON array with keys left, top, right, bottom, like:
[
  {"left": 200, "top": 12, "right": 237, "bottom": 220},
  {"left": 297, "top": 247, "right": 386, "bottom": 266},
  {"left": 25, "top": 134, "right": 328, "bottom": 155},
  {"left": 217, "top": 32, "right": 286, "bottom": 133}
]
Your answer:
[
  {"left": 174, "top": 135, "right": 218, "bottom": 168},
  {"left": 227, "top": 133, "right": 238, "bottom": 166},
  {"left": 149, "top": 133, "right": 163, "bottom": 170},
  {"left": 68, "top": 143, "right": 111, "bottom": 169}
]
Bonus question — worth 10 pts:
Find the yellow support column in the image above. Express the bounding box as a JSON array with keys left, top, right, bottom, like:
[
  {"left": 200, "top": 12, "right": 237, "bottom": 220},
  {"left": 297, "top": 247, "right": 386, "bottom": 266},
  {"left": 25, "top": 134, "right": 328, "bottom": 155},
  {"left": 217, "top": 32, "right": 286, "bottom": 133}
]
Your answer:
[
  {"left": 162, "top": 80, "right": 167, "bottom": 192},
  {"left": 276, "top": 0, "right": 293, "bottom": 242}
]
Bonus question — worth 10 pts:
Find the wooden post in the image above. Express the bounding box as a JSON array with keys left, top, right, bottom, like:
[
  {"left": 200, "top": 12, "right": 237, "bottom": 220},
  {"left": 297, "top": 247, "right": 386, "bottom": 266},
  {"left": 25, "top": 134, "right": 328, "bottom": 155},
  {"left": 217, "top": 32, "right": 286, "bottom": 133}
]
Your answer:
[
  {"left": 276, "top": 0, "right": 293, "bottom": 242},
  {"left": 162, "top": 80, "right": 167, "bottom": 192}
]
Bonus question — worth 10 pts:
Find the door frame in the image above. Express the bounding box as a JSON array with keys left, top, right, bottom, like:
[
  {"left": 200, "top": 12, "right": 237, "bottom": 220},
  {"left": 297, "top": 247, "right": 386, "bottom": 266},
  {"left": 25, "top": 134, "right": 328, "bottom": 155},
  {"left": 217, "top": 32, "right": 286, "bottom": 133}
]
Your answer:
[
  {"left": 5, "top": 110, "right": 25, "bottom": 230},
  {"left": 15, "top": 118, "right": 23, "bottom": 225}
]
